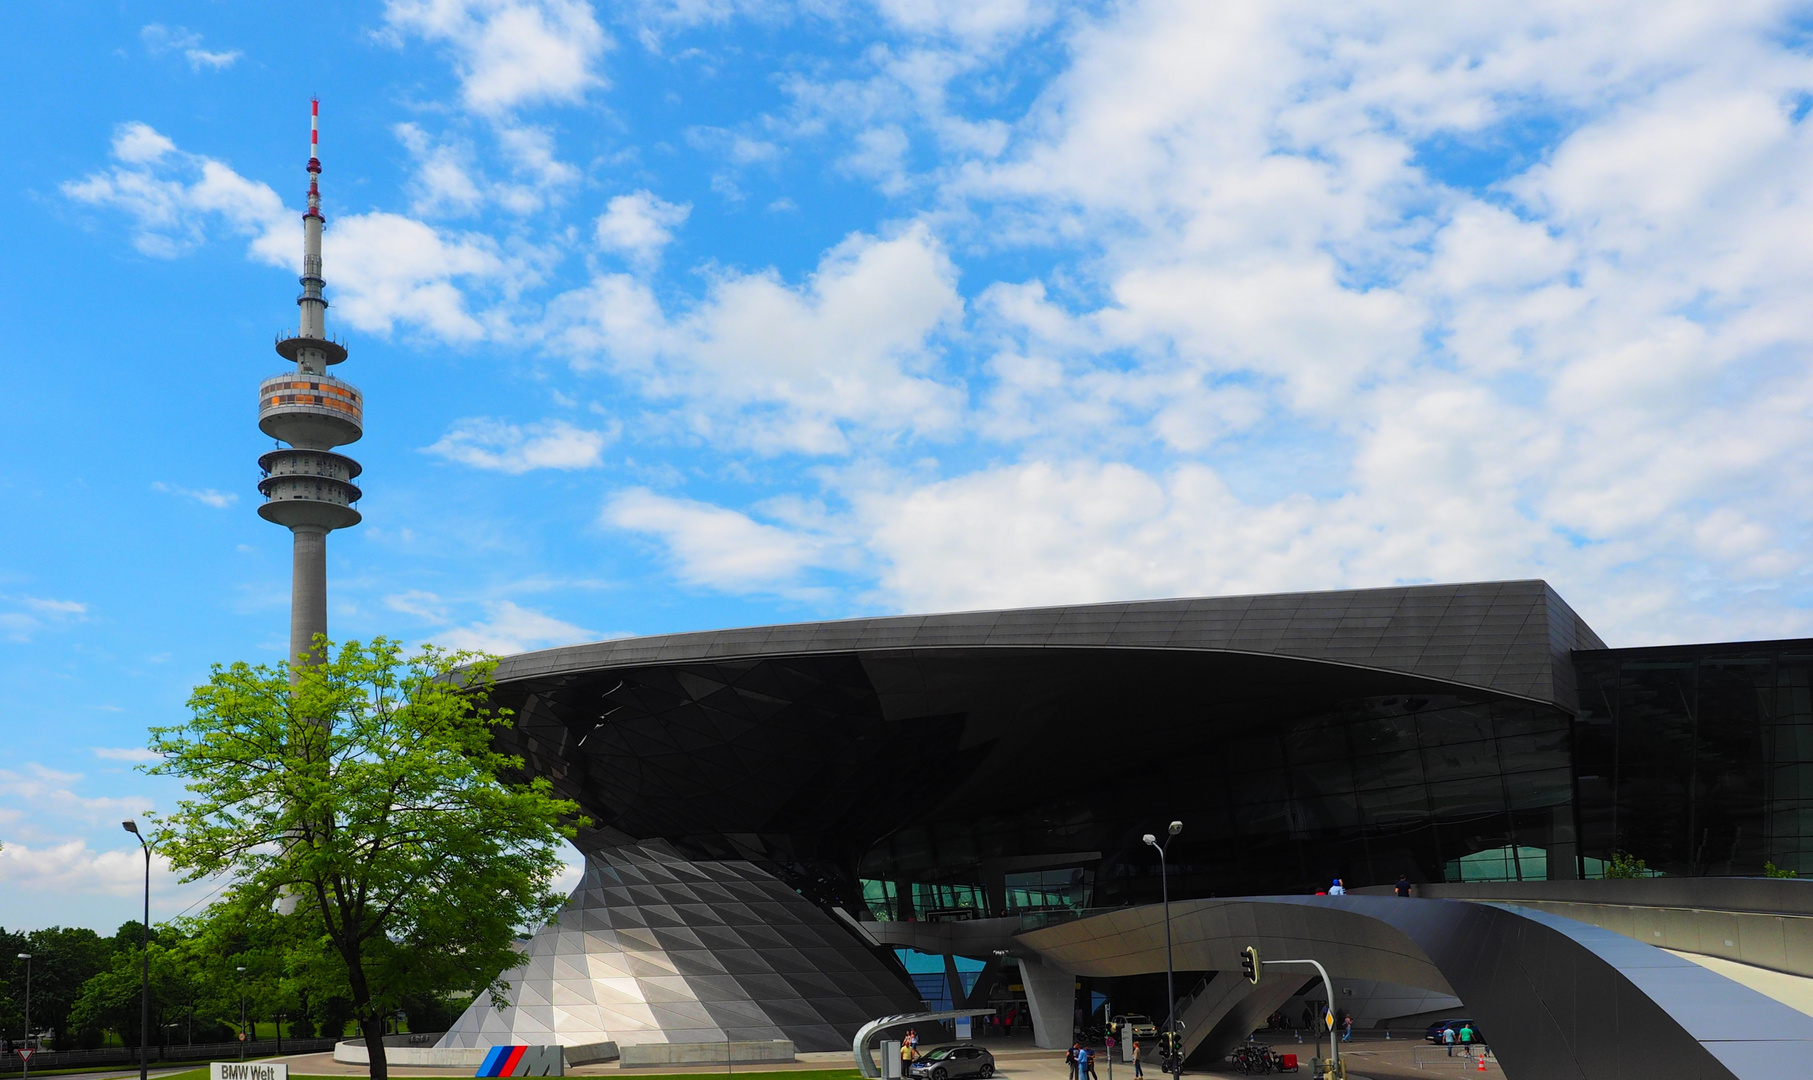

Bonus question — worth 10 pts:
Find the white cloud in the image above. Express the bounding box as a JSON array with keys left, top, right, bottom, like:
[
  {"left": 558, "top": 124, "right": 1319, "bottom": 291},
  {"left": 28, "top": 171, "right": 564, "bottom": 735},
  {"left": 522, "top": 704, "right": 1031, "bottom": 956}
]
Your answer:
[
  {"left": 63, "top": 123, "right": 287, "bottom": 259},
  {"left": 93, "top": 747, "right": 160, "bottom": 764},
  {"left": 66, "top": 127, "right": 522, "bottom": 342},
  {"left": 605, "top": 488, "right": 833, "bottom": 594},
  {"left": 22, "top": 597, "right": 88, "bottom": 617},
  {"left": 141, "top": 23, "right": 243, "bottom": 71},
  {"left": 0, "top": 839, "right": 203, "bottom": 907},
  {"left": 1, "top": 596, "right": 89, "bottom": 642},
  {"left": 323, "top": 212, "right": 513, "bottom": 341},
  {"left": 384, "top": 0, "right": 610, "bottom": 115},
  {"left": 385, "top": 590, "right": 452, "bottom": 622},
  {"left": 396, "top": 123, "right": 487, "bottom": 217},
  {"left": 594, "top": 190, "right": 691, "bottom": 267},
  {"left": 426, "top": 417, "right": 613, "bottom": 472},
  {"left": 548, "top": 223, "right": 966, "bottom": 453},
  {"left": 395, "top": 122, "right": 577, "bottom": 218},
  {"left": 112, "top": 121, "right": 176, "bottom": 164},
  {"left": 153, "top": 481, "right": 238, "bottom": 508},
  {"left": 436, "top": 600, "right": 597, "bottom": 654},
  {"left": 872, "top": 0, "right": 1057, "bottom": 43},
  {"left": 0, "top": 764, "right": 152, "bottom": 833}
]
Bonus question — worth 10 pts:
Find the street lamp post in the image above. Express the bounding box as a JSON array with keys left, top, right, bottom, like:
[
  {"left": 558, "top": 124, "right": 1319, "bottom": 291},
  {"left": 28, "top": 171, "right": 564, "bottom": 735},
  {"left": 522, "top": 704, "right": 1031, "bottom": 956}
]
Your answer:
[
  {"left": 237, "top": 966, "right": 248, "bottom": 1061},
  {"left": 1142, "top": 821, "right": 1183, "bottom": 1080},
  {"left": 121, "top": 821, "right": 151, "bottom": 1080},
  {"left": 16, "top": 953, "right": 31, "bottom": 1080}
]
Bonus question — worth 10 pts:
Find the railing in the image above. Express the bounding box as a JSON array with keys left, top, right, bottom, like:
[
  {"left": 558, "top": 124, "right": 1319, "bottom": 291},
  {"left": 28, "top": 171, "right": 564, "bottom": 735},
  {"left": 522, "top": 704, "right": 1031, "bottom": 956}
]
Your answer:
[
  {"left": 0, "top": 1037, "right": 338, "bottom": 1075},
  {"left": 1016, "top": 906, "right": 1122, "bottom": 931},
  {"left": 1409, "top": 1043, "right": 1493, "bottom": 1070},
  {"left": 1162, "top": 973, "right": 1214, "bottom": 1032}
]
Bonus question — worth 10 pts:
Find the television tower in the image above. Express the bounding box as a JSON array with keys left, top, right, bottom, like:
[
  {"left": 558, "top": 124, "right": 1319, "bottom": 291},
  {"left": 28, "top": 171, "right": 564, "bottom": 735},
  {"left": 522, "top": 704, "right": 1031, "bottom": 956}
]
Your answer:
[{"left": 257, "top": 100, "right": 362, "bottom": 674}]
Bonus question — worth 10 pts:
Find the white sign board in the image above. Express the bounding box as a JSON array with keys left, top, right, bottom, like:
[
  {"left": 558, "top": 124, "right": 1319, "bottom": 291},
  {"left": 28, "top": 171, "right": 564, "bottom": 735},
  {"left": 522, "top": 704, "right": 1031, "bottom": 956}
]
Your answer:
[{"left": 211, "top": 1063, "right": 288, "bottom": 1080}]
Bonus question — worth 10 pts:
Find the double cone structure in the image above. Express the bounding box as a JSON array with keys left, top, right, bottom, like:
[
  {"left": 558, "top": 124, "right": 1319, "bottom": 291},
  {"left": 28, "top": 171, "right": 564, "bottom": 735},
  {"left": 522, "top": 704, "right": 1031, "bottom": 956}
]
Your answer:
[{"left": 258, "top": 100, "right": 361, "bottom": 671}]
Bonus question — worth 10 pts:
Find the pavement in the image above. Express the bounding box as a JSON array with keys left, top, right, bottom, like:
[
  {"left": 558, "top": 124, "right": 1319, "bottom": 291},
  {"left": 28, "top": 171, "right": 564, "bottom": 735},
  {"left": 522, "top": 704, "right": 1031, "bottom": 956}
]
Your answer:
[{"left": 134, "top": 1032, "right": 1501, "bottom": 1080}]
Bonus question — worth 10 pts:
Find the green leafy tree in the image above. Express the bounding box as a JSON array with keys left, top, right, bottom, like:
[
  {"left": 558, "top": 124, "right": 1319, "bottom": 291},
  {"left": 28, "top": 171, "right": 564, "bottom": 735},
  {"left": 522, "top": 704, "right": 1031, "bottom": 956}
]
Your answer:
[
  {"left": 0, "top": 928, "right": 27, "bottom": 1041},
  {"left": 68, "top": 924, "right": 199, "bottom": 1050},
  {"left": 5, "top": 927, "right": 114, "bottom": 1048},
  {"left": 1604, "top": 851, "right": 1653, "bottom": 879},
  {"left": 145, "top": 639, "right": 583, "bottom": 1080}
]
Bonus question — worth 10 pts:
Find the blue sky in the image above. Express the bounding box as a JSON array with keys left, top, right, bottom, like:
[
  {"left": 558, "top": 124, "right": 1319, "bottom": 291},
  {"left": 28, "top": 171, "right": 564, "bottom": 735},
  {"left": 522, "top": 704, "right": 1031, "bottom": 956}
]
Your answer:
[{"left": 7, "top": 0, "right": 1813, "bottom": 930}]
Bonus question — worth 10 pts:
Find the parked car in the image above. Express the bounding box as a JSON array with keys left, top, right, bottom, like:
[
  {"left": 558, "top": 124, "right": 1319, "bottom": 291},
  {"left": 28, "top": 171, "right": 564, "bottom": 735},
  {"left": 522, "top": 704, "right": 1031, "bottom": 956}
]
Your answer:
[
  {"left": 1111, "top": 1014, "right": 1160, "bottom": 1041},
  {"left": 1424, "top": 1019, "right": 1486, "bottom": 1045},
  {"left": 906, "top": 1045, "right": 996, "bottom": 1080}
]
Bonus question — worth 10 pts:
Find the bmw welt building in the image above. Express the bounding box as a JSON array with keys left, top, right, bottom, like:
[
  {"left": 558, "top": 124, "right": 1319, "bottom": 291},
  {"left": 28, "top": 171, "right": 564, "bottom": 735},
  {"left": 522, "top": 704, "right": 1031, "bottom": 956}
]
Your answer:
[{"left": 436, "top": 580, "right": 1813, "bottom": 1079}]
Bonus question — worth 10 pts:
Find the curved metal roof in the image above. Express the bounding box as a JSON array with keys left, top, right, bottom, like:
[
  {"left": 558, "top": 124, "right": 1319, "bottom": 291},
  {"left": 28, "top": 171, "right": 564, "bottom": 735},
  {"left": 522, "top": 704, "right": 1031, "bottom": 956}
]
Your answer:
[{"left": 496, "top": 578, "right": 1603, "bottom": 710}]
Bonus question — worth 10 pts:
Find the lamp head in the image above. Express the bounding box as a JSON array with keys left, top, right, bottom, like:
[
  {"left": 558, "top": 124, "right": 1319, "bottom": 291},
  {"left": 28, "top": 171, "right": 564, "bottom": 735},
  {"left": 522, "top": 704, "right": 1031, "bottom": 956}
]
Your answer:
[
  {"left": 16, "top": 953, "right": 29, "bottom": 960},
  {"left": 1168, "top": 820, "right": 1183, "bottom": 836},
  {"left": 237, "top": 966, "right": 247, "bottom": 973},
  {"left": 122, "top": 819, "right": 139, "bottom": 835},
  {"left": 1142, "top": 833, "right": 1157, "bottom": 846}
]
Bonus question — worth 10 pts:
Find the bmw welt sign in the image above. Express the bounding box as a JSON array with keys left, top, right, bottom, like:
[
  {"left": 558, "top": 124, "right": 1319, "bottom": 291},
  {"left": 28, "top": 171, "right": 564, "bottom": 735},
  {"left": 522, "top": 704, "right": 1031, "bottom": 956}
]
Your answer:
[{"left": 211, "top": 1064, "right": 287, "bottom": 1080}]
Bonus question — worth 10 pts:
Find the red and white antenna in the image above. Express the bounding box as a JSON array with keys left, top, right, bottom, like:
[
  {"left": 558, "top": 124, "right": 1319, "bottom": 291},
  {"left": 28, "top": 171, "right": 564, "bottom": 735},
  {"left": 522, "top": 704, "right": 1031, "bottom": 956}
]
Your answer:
[{"left": 310, "top": 97, "right": 320, "bottom": 164}]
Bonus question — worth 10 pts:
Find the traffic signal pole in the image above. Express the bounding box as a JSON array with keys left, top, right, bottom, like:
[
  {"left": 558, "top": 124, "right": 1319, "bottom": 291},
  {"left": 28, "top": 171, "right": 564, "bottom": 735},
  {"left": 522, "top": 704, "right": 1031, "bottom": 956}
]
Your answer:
[{"left": 1246, "top": 954, "right": 1337, "bottom": 1078}]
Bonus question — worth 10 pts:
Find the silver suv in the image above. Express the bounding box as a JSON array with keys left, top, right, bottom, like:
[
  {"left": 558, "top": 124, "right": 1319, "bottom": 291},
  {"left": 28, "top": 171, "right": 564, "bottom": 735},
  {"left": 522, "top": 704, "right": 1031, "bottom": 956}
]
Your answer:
[
  {"left": 1111, "top": 1014, "right": 1159, "bottom": 1041},
  {"left": 906, "top": 1045, "right": 996, "bottom": 1080}
]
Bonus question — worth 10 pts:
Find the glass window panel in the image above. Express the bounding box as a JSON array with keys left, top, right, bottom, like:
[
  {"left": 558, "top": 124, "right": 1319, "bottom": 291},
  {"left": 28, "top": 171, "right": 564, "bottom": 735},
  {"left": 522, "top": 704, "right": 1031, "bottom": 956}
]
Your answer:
[{"left": 1428, "top": 777, "right": 1505, "bottom": 818}]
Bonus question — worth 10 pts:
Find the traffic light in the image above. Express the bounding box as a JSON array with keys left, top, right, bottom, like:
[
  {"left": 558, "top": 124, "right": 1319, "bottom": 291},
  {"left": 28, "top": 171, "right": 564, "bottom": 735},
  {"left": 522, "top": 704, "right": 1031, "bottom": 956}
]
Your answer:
[{"left": 1239, "top": 945, "right": 1262, "bottom": 984}]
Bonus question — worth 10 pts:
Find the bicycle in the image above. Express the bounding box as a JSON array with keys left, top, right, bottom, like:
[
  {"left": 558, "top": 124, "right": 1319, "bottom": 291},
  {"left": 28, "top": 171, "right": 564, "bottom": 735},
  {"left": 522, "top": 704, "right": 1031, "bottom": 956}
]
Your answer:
[{"left": 1228, "top": 1042, "right": 1273, "bottom": 1075}]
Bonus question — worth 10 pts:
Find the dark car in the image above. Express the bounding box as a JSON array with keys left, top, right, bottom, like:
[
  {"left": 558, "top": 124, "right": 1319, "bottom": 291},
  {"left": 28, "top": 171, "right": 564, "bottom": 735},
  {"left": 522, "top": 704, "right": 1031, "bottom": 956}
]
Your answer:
[
  {"left": 906, "top": 1045, "right": 996, "bottom": 1080},
  {"left": 1424, "top": 1019, "right": 1486, "bottom": 1045}
]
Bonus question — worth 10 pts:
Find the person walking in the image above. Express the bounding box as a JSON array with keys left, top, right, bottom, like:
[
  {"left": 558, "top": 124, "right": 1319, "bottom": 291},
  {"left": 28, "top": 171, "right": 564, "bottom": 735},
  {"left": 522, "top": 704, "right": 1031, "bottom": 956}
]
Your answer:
[
  {"left": 1394, "top": 875, "right": 1413, "bottom": 897},
  {"left": 1443, "top": 1026, "right": 1456, "bottom": 1057},
  {"left": 1458, "top": 1023, "right": 1475, "bottom": 1058},
  {"left": 1328, "top": 878, "right": 1346, "bottom": 895},
  {"left": 1340, "top": 1014, "right": 1353, "bottom": 1043},
  {"left": 1132, "top": 1039, "right": 1143, "bottom": 1080},
  {"left": 1301, "top": 1006, "right": 1313, "bottom": 1031}
]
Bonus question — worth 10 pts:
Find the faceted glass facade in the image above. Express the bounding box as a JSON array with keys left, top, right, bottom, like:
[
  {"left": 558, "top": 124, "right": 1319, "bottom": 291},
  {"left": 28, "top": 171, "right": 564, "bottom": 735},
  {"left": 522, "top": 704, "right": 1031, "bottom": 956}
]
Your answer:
[
  {"left": 498, "top": 646, "right": 1583, "bottom": 919},
  {"left": 1574, "top": 641, "right": 1813, "bottom": 876}
]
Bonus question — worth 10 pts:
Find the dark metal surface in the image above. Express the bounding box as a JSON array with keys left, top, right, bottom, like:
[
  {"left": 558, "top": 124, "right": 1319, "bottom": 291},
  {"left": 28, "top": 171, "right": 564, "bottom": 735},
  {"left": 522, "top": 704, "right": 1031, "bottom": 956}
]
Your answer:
[
  {"left": 491, "top": 579, "right": 1600, "bottom": 709},
  {"left": 1355, "top": 876, "right": 1813, "bottom": 915}
]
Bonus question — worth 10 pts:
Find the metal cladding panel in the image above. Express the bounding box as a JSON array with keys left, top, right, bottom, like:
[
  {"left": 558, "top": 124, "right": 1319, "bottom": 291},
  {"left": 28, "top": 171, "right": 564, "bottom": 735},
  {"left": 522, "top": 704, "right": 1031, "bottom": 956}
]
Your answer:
[
  {"left": 489, "top": 580, "right": 1601, "bottom": 709},
  {"left": 438, "top": 843, "right": 918, "bottom": 1053}
]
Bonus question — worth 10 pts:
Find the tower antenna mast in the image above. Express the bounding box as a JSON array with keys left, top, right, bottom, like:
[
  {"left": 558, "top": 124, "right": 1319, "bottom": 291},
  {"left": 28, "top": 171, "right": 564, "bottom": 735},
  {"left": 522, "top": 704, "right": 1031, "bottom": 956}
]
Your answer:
[{"left": 257, "top": 98, "right": 364, "bottom": 678}]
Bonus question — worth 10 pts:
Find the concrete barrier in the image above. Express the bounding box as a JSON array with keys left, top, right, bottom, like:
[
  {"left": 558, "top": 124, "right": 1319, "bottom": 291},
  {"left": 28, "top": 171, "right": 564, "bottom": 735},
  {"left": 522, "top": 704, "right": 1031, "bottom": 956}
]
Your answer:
[
  {"left": 563, "top": 1042, "right": 621, "bottom": 1066},
  {"left": 334, "top": 1041, "right": 621, "bottom": 1068},
  {"left": 334, "top": 1042, "right": 488, "bottom": 1066},
  {"left": 618, "top": 1040, "right": 795, "bottom": 1068}
]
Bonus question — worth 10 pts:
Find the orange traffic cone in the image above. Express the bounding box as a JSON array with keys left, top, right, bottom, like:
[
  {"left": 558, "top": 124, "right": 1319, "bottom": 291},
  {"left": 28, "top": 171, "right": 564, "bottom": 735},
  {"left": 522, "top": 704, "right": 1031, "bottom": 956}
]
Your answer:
[{"left": 1476, "top": 1052, "right": 1487, "bottom": 1071}]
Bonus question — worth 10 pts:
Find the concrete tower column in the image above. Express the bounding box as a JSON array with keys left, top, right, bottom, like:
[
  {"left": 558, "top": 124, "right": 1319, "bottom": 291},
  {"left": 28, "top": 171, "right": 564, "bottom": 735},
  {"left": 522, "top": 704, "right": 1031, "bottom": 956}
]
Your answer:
[{"left": 290, "top": 527, "right": 328, "bottom": 671}]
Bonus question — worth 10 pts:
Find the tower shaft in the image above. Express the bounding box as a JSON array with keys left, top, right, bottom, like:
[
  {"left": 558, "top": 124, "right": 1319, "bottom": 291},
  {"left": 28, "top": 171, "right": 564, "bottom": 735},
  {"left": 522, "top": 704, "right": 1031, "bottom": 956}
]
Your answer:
[
  {"left": 290, "top": 527, "right": 328, "bottom": 676},
  {"left": 258, "top": 99, "right": 363, "bottom": 676}
]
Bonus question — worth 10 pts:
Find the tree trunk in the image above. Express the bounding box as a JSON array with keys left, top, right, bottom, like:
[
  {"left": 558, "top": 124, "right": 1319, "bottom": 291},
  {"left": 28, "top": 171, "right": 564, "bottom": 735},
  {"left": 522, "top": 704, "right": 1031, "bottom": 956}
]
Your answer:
[
  {"left": 360, "top": 1015, "right": 388, "bottom": 1080},
  {"left": 341, "top": 938, "right": 388, "bottom": 1080}
]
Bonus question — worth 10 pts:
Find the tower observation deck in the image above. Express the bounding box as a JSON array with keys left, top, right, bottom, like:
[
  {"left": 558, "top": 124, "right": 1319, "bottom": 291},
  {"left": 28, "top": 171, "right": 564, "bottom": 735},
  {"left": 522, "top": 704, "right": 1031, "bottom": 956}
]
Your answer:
[{"left": 259, "top": 99, "right": 361, "bottom": 672}]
